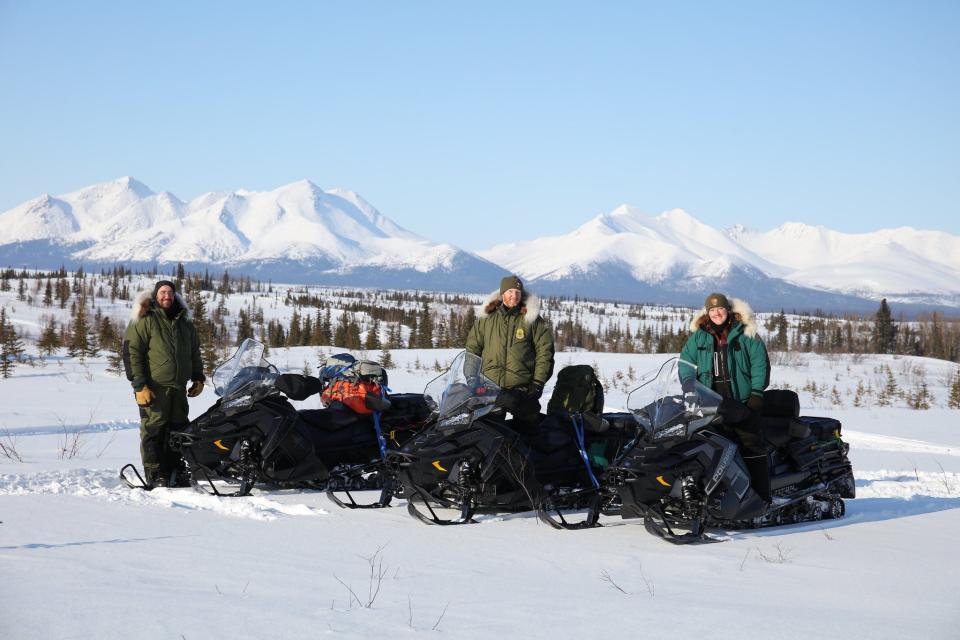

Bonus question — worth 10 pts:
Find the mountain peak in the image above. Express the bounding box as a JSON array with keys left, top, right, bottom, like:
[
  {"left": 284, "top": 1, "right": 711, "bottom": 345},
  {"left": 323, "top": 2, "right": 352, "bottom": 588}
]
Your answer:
[{"left": 111, "top": 176, "right": 154, "bottom": 197}]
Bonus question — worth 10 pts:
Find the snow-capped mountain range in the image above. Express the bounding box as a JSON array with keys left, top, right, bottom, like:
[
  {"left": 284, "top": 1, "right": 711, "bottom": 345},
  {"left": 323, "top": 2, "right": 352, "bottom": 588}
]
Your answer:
[
  {"left": 481, "top": 205, "right": 960, "bottom": 310},
  {"left": 0, "top": 177, "right": 506, "bottom": 291},
  {"left": 1, "top": 178, "right": 958, "bottom": 311}
]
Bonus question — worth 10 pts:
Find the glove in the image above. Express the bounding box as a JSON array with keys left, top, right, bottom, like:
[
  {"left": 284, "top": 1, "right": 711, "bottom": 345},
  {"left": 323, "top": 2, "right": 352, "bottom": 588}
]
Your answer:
[
  {"left": 680, "top": 378, "right": 696, "bottom": 394},
  {"left": 187, "top": 381, "right": 204, "bottom": 398},
  {"left": 495, "top": 388, "right": 523, "bottom": 412},
  {"left": 747, "top": 394, "right": 764, "bottom": 414},
  {"left": 135, "top": 387, "right": 154, "bottom": 406},
  {"left": 527, "top": 381, "right": 544, "bottom": 400}
]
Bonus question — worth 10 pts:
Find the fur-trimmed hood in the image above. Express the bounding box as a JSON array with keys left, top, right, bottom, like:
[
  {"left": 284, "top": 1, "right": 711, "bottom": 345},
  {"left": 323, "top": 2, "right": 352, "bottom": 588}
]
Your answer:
[
  {"left": 689, "top": 296, "right": 756, "bottom": 337},
  {"left": 479, "top": 288, "right": 542, "bottom": 326},
  {"left": 130, "top": 290, "right": 191, "bottom": 322}
]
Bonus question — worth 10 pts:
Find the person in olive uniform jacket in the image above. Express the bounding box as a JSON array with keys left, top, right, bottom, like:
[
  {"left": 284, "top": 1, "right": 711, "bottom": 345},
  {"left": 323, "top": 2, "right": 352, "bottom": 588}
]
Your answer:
[
  {"left": 123, "top": 280, "right": 205, "bottom": 487},
  {"left": 465, "top": 275, "right": 555, "bottom": 430},
  {"left": 679, "top": 292, "right": 771, "bottom": 499}
]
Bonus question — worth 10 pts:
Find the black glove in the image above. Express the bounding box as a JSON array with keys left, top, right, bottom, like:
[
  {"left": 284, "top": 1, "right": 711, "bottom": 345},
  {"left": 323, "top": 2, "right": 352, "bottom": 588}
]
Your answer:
[
  {"left": 747, "top": 394, "right": 764, "bottom": 414},
  {"left": 680, "top": 378, "right": 696, "bottom": 394},
  {"left": 527, "top": 381, "right": 544, "bottom": 400},
  {"left": 495, "top": 388, "right": 523, "bottom": 412},
  {"left": 718, "top": 397, "right": 752, "bottom": 424}
]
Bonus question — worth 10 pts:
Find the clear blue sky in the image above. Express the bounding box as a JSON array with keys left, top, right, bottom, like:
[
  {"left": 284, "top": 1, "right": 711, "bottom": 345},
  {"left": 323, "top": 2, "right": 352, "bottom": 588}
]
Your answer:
[{"left": 1, "top": 1, "right": 957, "bottom": 250}]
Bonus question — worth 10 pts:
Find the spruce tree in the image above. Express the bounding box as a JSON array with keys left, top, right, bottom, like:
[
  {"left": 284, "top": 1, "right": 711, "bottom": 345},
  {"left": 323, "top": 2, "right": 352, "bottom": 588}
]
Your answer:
[
  {"left": 38, "top": 319, "right": 61, "bottom": 356},
  {"left": 948, "top": 369, "right": 960, "bottom": 410},
  {"left": 68, "top": 296, "right": 91, "bottom": 362},
  {"left": 417, "top": 304, "right": 433, "bottom": 348},
  {"left": 0, "top": 308, "right": 24, "bottom": 378},
  {"left": 873, "top": 299, "right": 897, "bottom": 354},
  {"left": 365, "top": 319, "right": 381, "bottom": 351}
]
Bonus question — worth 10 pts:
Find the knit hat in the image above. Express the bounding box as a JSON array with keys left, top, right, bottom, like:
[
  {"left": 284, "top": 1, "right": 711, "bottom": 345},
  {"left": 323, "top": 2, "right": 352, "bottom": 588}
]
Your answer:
[
  {"left": 153, "top": 280, "right": 177, "bottom": 300},
  {"left": 500, "top": 275, "right": 524, "bottom": 295},
  {"left": 704, "top": 292, "right": 730, "bottom": 311}
]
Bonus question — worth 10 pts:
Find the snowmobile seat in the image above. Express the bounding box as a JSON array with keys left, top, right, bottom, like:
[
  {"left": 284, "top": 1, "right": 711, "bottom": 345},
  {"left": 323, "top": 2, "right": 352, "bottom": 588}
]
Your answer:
[
  {"left": 298, "top": 408, "right": 370, "bottom": 432},
  {"left": 762, "top": 389, "right": 800, "bottom": 419},
  {"left": 760, "top": 416, "right": 812, "bottom": 449}
]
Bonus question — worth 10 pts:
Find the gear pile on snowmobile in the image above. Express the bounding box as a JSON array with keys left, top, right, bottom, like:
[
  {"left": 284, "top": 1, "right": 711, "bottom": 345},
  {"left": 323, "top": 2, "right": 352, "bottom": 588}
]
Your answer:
[{"left": 121, "top": 343, "right": 856, "bottom": 544}]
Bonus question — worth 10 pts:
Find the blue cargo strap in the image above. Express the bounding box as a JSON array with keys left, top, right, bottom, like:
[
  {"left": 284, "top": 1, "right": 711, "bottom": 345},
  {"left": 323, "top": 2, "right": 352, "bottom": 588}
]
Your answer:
[
  {"left": 571, "top": 413, "right": 600, "bottom": 489},
  {"left": 371, "top": 385, "right": 391, "bottom": 460}
]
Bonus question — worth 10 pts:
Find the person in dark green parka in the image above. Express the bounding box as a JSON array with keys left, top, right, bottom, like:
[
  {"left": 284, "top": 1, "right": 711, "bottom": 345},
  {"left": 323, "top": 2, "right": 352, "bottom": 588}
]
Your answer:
[
  {"left": 678, "top": 293, "right": 769, "bottom": 409},
  {"left": 466, "top": 275, "right": 555, "bottom": 429},
  {"left": 123, "top": 280, "right": 205, "bottom": 487}
]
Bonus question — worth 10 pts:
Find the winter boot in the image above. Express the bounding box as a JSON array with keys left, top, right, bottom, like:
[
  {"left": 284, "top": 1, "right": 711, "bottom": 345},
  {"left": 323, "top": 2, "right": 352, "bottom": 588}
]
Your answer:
[
  {"left": 743, "top": 455, "right": 771, "bottom": 503},
  {"left": 144, "top": 468, "right": 167, "bottom": 489}
]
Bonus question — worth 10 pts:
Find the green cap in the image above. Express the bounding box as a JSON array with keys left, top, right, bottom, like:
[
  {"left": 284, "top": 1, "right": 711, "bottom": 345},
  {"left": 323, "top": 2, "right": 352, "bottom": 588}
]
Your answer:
[
  {"left": 500, "top": 275, "right": 524, "bottom": 295},
  {"left": 704, "top": 292, "right": 730, "bottom": 311}
]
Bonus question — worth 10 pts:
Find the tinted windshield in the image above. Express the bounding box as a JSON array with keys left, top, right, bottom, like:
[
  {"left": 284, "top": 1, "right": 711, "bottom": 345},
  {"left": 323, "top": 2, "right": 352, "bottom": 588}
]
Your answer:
[
  {"left": 626, "top": 357, "right": 722, "bottom": 434},
  {"left": 211, "top": 338, "right": 279, "bottom": 401},
  {"left": 424, "top": 351, "right": 501, "bottom": 420}
]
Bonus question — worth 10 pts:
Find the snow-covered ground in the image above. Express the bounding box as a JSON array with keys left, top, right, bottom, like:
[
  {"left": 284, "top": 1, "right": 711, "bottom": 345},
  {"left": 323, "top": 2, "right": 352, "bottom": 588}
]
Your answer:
[{"left": 2, "top": 345, "right": 959, "bottom": 639}]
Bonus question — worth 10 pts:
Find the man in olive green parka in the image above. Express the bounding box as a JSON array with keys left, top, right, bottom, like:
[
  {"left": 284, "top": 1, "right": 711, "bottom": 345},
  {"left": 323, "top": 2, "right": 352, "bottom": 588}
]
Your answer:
[
  {"left": 466, "top": 275, "right": 555, "bottom": 428},
  {"left": 123, "top": 280, "right": 205, "bottom": 487}
]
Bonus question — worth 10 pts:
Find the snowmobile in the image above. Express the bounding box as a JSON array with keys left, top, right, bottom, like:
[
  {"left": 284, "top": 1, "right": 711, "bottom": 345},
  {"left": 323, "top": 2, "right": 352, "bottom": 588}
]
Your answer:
[
  {"left": 120, "top": 339, "right": 430, "bottom": 497},
  {"left": 596, "top": 357, "right": 855, "bottom": 544},
  {"left": 389, "top": 351, "right": 636, "bottom": 526}
]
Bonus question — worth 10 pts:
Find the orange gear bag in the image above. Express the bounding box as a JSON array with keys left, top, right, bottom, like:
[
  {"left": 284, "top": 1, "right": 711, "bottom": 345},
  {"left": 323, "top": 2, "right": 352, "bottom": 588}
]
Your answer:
[{"left": 321, "top": 379, "right": 383, "bottom": 414}]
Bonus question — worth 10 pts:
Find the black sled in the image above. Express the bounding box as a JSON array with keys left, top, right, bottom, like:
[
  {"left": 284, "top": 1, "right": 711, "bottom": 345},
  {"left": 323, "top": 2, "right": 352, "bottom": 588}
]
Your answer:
[
  {"left": 598, "top": 357, "right": 855, "bottom": 544},
  {"left": 120, "top": 339, "right": 429, "bottom": 497},
  {"left": 389, "top": 352, "right": 636, "bottom": 526}
]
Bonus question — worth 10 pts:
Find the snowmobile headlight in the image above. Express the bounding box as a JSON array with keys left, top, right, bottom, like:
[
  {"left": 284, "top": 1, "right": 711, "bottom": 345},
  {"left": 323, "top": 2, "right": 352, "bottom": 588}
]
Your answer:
[
  {"left": 438, "top": 412, "right": 472, "bottom": 428},
  {"left": 653, "top": 423, "right": 687, "bottom": 441},
  {"left": 221, "top": 394, "right": 253, "bottom": 412}
]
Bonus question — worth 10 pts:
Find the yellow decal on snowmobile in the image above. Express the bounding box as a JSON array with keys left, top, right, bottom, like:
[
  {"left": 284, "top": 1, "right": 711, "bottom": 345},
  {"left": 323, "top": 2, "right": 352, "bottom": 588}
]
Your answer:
[
  {"left": 656, "top": 475, "right": 671, "bottom": 487},
  {"left": 515, "top": 327, "right": 525, "bottom": 340},
  {"left": 213, "top": 439, "right": 230, "bottom": 451},
  {"left": 432, "top": 460, "right": 448, "bottom": 472},
  {"left": 389, "top": 430, "right": 397, "bottom": 444}
]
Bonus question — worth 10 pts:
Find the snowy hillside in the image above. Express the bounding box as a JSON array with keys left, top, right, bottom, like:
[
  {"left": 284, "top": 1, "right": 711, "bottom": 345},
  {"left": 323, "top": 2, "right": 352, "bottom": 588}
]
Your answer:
[
  {"left": 0, "top": 178, "right": 506, "bottom": 291},
  {"left": 2, "top": 342, "right": 959, "bottom": 639}
]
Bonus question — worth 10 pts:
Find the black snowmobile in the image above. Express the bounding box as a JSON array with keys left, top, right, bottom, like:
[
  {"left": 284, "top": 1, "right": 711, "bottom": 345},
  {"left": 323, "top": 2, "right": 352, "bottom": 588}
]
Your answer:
[
  {"left": 120, "top": 339, "right": 430, "bottom": 497},
  {"left": 597, "top": 357, "right": 856, "bottom": 544},
  {"left": 389, "top": 351, "right": 636, "bottom": 526}
]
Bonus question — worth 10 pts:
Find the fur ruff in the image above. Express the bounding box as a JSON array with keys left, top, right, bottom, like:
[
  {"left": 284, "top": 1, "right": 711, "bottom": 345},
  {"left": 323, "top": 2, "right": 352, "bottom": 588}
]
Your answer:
[
  {"left": 689, "top": 297, "right": 756, "bottom": 338},
  {"left": 131, "top": 290, "right": 191, "bottom": 322},
  {"left": 479, "top": 288, "right": 542, "bottom": 325}
]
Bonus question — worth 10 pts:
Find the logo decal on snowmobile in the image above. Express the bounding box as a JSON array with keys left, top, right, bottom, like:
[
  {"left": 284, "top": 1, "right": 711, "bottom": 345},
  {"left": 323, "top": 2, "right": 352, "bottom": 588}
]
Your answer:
[
  {"left": 656, "top": 475, "right": 671, "bottom": 487},
  {"left": 213, "top": 439, "right": 230, "bottom": 451},
  {"left": 432, "top": 460, "right": 448, "bottom": 472}
]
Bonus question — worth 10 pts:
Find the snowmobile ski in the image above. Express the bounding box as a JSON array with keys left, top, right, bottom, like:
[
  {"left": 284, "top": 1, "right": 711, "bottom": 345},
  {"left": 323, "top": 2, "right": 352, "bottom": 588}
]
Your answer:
[{"left": 119, "top": 463, "right": 151, "bottom": 490}]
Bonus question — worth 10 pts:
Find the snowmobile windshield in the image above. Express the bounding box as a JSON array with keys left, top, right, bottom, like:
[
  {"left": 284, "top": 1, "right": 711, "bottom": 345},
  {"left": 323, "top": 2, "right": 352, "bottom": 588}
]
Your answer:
[
  {"left": 212, "top": 338, "right": 279, "bottom": 404},
  {"left": 424, "top": 351, "right": 501, "bottom": 427},
  {"left": 626, "top": 357, "right": 721, "bottom": 440}
]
